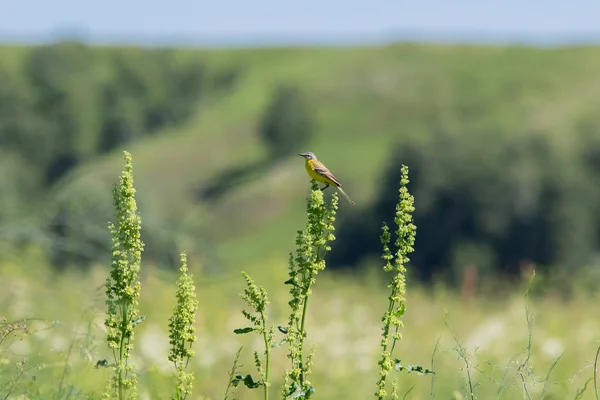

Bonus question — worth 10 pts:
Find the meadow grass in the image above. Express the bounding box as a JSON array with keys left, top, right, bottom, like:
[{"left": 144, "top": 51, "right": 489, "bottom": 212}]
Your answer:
[
  {"left": 1, "top": 151, "right": 600, "bottom": 399},
  {"left": 1, "top": 261, "right": 600, "bottom": 399}
]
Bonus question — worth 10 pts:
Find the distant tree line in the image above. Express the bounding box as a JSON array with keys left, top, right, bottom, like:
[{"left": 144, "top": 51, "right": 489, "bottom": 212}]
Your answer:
[
  {"left": 0, "top": 41, "right": 315, "bottom": 271},
  {"left": 0, "top": 41, "right": 240, "bottom": 266},
  {"left": 0, "top": 41, "right": 238, "bottom": 186},
  {"left": 330, "top": 109, "right": 600, "bottom": 283},
  {"left": 259, "top": 82, "right": 313, "bottom": 160},
  {"left": 3, "top": 42, "right": 600, "bottom": 285}
]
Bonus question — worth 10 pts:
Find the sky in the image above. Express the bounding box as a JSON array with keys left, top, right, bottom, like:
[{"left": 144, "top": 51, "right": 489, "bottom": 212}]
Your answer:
[{"left": 2, "top": 0, "right": 600, "bottom": 46}]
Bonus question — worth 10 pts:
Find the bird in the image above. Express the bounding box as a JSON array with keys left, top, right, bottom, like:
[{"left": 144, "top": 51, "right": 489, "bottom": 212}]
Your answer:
[{"left": 298, "top": 152, "right": 355, "bottom": 205}]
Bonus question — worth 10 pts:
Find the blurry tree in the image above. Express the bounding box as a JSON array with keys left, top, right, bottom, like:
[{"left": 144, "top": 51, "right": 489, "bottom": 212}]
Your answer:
[
  {"left": 0, "top": 63, "right": 42, "bottom": 168},
  {"left": 0, "top": 41, "right": 242, "bottom": 270},
  {"left": 46, "top": 182, "right": 112, "bottom": 269},
  {"left": 0, "top": 150, "right": 46, "bottom": 253},
  {"left": 259, "top": 83, "right": 312, "bottom": 160},
  {"left": 45, "top": 173, "right": 207, "bottom": 271},
  {"left": 16, "top": 42, "right": 234, "bottom": 183},
  {"left": 6, "top": 42, "right": 600, "bottom": 281},
  {"left": 331, "top": 123, "right": 600, "bottom": 283},
  {"left": 25, "top": 41, "right": 98, "bottom": 183},
  {"left": 98, "top": 48, "right": 207, "bottom": 152}
]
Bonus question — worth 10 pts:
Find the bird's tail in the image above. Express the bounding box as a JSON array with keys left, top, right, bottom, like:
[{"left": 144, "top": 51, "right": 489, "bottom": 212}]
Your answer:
[{"left": 336, "top": 186, "right": 356, "bottom": 205}]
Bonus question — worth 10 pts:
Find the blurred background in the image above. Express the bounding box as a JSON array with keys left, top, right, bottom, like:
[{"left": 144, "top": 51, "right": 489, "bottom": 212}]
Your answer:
[{"left": 2, "top": 1, "right": 600, "bottom": 399}]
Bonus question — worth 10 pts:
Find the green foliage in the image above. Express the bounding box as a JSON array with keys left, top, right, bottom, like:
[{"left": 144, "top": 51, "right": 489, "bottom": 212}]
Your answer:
[
  {"left": 0, "top": 318, "right": 32, "bottom": 398},
  {"left": 228, "top": 182, "right": 339, "bottom": 400},
  {"left": 259, "top": 83, "right": 313, "bottom": 160},
  {"left": 4, "top": 39, "right": 600, "bottom": 312},
  {"left": 282, "top": 181, "right": 338, "bottom": 399},
  {"left": 103, "top": 151, "right": 145, "bottom": 400},
  {"left": 168, "top": 251, "right": 199, "bottom": 400},
  {"left": 0, "top": 150, "right": 43, "bottom": 252},
  {"left": 0, "top": 62, "right": 40, "bottom": 166},
  {"left": 0, "top": 41, "right": 240, "bottom": 270},
  {"left": 4, "top": 43, "right": 600, "bottom": 282},
  {"left": 231, "top": 272, "right": 275, "bottom": 399},
  {"left": 223, "top": 347, "right": 244, "bottom": 400},
  {"left": 98, "top": 48, "right": 207, "bottom": 152},
  {"left": 25, "top": 41, "right": 95, "bottom": 181},
  {"left": 0, "top": 318, "right": 53, "bottom": 399},
  {"left": 11, "top": 41, "right": 226, "bottom": 179},
  {"left": 2, "top": 149, "right": 600, "bottom": 399},
  {"left": 376, "top": 165, "right": 428, "bottom": 399},
  {"left": 332, "top": 123, "right": 600, "bottom": 282}
]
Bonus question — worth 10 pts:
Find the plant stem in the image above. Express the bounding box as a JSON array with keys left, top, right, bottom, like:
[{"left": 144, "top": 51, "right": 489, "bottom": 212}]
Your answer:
[
  {"left": 594, "top": 345, "right": 600, "bottom": 400},
  {"left": 261, "top": 311, "right": 270, "bottom": 400},
  {"left": 298, "top": 286, "right": 310, "bottom": 386},
  {"left": 390, "top": 324, "right": 400, "bottom": 355},
  {"left": 119, "top": 304, "right": 127, "bottom": 400},
  {"left": 298, "top": 242, "right": 321, "bottom": 387}
]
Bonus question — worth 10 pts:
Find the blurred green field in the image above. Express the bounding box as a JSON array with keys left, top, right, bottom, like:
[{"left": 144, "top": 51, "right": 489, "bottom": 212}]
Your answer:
[
  {"left": 34, "top": 43, "right": 600, "bottom": 275},
  {"left": 2, "top": 253, "right": 599, "bottom": 399},
  {"left": 3, "top": 42, "right": 600, "bottom": 399}
]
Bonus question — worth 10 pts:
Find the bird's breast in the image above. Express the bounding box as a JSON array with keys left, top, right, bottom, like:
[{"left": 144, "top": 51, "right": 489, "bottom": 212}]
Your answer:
[{"left": 305, "top": 160, "right": 321, "bottom": 180}]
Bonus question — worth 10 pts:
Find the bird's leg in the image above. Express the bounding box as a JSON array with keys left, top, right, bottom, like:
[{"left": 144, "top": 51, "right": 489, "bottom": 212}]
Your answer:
[{"left": 320, "top": 183, "right": 330, "bottom": 191}]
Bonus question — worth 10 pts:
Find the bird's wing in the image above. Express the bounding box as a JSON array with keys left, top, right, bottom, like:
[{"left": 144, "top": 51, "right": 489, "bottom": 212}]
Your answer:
[{"left": 311, "top": 160, "right": 341, "bottom": 186}]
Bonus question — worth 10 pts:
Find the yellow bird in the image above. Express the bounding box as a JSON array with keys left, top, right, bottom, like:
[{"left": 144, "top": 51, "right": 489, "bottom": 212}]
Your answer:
[{"left": 298, "top": 152, "right": 355, "bottom": 205}]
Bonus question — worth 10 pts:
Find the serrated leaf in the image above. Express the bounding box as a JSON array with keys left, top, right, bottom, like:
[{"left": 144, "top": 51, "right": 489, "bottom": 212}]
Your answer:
[{"left": 233, "top": 327, "right": 254, "bottom": 334}]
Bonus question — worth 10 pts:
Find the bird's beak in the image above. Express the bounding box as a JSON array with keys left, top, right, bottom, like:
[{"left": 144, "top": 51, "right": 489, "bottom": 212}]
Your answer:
[{"left": 298, "top": 153, "right": 305, "bottom": 157}]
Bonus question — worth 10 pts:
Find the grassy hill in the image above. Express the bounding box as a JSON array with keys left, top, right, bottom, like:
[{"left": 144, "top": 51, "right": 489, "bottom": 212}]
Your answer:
[
  {"left": 42, "top": 43, "right": 600, "bottom": 277},
  {"left": 3, "top": 42, "right": 600, "bottom": 277},
  {"left": 4, "top": 42, "right": 600, "bottom": 399}
]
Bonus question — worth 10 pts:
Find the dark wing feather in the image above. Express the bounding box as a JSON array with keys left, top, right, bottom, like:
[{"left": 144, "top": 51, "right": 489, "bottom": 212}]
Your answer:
[{"left": 312, "top": 160, "right": 341, "bottom": 187}]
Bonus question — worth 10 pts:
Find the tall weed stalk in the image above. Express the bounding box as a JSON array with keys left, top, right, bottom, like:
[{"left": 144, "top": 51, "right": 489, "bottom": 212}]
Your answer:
[
  {"left": 282, "top": 181, "right": 338, "bottom": 399},
  {"left": 231, "top": 272, "right": 275, "bottom": 400},
  {"left": 375, "top": 165, "right": 432, "bottom": 399},
  {"left": 103, "top": 151, "right": 145, "bottom": 400},
  {"left": 168, "top": 251, "right": 199, "bottom": 400},
  {"left": 229, "top": 181, "right": 338, "bottom": 400}
]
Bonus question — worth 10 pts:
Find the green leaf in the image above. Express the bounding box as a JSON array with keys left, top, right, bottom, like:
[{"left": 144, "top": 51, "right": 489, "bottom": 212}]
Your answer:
[
  {"left": 287, "top": 384, "right": 316, "bottom": 399},
  {"left": 393, "top": 359, "right": 435, "bottom": 376},
  {"left": 233, "top": 327, "right": 254, "bottom": 334},
  {"left": 231, "top": 374, "right": 263, "bottom": 389},
  {"left": 94, "top": 359, "right": 110, "bottom": 368},
  {"left": 394, "top": 304, "right": 406, "bottom": 318},
  {"left": 287, "top": 387, "right": 304, "bottom": 399},
  {"left": 132, "top": 316, "right": 146, "bottom": 326}
]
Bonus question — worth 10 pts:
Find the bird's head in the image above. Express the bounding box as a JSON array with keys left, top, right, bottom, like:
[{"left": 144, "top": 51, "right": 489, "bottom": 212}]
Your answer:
[{"left": 298, "top": 152, "right": 316, "bottom": 160}]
